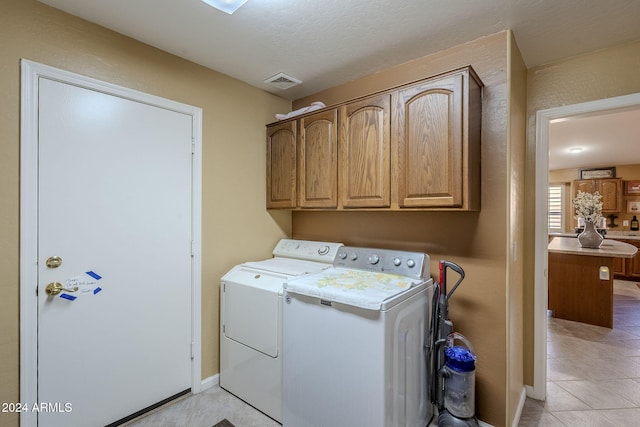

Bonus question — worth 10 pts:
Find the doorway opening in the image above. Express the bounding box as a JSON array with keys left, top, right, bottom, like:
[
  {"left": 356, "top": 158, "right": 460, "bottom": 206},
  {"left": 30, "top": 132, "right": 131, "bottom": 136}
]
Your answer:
[{"left": 532, "top": 92, "right": 640, "bottom": 400}]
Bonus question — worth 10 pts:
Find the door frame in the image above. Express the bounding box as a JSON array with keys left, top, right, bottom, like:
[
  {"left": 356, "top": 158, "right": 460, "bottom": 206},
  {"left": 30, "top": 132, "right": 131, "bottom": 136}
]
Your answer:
[
  {"left": 530, "top": 92, "right": 640, "bottom": 400},
  {"left": 19, "top": 59, "right": 203, "bottom": 427}
]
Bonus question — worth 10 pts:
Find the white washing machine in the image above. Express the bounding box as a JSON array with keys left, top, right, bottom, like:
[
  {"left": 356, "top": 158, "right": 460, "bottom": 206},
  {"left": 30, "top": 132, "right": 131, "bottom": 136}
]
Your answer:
[
  {"left": 283, "top": 246, "right": 434, "bottom": 427},
  {"left": 219, "top": 239, "right": 343, "bottom": 422}
]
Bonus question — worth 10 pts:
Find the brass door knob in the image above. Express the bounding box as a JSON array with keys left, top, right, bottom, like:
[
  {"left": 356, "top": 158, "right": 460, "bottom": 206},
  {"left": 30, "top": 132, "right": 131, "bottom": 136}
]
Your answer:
[
  {"left": 46, "top": 256, "right": 63, "bottom": 268},
  {"left": 45, "top": 282, "right": 78, "bottom": 296}
]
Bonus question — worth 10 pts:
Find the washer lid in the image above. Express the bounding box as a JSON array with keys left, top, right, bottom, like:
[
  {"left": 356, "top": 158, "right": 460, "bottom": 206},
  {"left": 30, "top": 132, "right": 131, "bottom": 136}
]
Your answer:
[
  {"left": 285, "top": 267, "right": 423, "bottom": 310},
  {"left": 243, "top": 257, "right": 332, "bottom": 277}
]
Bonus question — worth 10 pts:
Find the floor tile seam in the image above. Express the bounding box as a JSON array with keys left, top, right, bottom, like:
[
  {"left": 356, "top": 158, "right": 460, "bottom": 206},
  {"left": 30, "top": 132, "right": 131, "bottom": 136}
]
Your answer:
[
  {"left": 522, "top": 411, "right": 568, "bottom": 426},
  {"left": 549, "top": 409, "right": 630, "bottom": 427},
  {"left": 552, "top": 380, "right": 639, "bottom": 409}
]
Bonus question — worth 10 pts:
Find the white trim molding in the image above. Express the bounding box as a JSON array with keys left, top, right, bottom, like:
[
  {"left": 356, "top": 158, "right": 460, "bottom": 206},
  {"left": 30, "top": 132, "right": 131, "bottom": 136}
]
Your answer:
[{"left": 201, "top": 374, "right": 220, "bottom": 391}]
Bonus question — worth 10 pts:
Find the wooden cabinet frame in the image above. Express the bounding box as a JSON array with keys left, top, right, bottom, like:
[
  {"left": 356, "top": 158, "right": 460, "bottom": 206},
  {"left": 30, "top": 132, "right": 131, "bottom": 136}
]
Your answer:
[{"left": 266, "top": 66, "right": 483, "bottom": 211}]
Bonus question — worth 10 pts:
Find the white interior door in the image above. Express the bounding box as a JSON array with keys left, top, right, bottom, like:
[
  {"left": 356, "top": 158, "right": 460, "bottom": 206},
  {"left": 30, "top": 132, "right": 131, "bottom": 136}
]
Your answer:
[{"left": 35, "top": 75, "right": 194, "bottom": 426}]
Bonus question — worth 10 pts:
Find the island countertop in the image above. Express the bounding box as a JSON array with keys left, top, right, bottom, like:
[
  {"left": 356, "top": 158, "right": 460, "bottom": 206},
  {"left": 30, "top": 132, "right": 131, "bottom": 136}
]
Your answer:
[{"left": 548, "top": 236, "right": 637, "bottom": 258}]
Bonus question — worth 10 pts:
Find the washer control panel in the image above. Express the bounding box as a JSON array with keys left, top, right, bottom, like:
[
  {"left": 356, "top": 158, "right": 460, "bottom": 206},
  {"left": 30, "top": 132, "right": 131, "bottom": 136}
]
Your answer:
[
  {"left": 272, "top": 239, "right": 343, "bottom": 263},
  {"left": 334, "top": 246, "right": 429, "bottom": 279}
]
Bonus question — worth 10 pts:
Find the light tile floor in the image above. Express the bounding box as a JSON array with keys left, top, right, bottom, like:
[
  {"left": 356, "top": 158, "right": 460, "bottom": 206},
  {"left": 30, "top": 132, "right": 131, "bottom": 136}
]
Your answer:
[
  {"left": 124, "top": 385, "right": 280, "bottom": 427},
  {"left": 124, "top": 385, "right": 441, "bottom": 426},
  {"left": 520, "top": 279, "right": 640, "bottom": 426}
]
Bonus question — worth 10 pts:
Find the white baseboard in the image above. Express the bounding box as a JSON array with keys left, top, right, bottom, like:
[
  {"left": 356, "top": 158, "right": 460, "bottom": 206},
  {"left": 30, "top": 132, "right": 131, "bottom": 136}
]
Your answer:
[
  {"left": 200, "top": 374, "right": 219, "bottom": 392},
  {"left": 511, "top": 387, "right": 527, "bottom": 427},
  {"left": 525, "top": 383, "right": 545, "bottom": 400}
]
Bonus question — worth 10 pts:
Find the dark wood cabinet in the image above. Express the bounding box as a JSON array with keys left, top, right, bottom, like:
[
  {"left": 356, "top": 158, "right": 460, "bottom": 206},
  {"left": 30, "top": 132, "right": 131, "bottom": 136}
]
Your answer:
[
  {"left": 548, "top": 251, "right": 613, "bottom": 328},
  {"left": 612, "top": 238, "right": 640, "bottom": 280}
]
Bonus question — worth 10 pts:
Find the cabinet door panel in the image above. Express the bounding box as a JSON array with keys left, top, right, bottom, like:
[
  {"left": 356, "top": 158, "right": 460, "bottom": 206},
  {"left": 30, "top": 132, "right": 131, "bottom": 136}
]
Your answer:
[
  {"left": 612, "top": 255, "right": 626, "bottom": 277},
  {"left": 396, "top": 74, "right": 463, "bottom": 207},
  {"left": 572, "top": 180, "right": 595, "bottom": 198},
  {"left": 266, "top": 121, "right": 297, "bottom": 208},
  {"left": 340, "top": 94, "right": 391, "bottom": 208},
  {"left": 599, "top": 179, "right": 621, "bottom": 212},
  {"left": 299, "top": 110, "right": 338, "bottom": 208}
]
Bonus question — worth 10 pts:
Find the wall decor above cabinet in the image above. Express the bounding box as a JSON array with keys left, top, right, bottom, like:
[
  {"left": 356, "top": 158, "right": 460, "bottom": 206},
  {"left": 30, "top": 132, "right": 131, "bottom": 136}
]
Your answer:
[{"left": 266, "top": 66, "right": 483, "bottom": 211}]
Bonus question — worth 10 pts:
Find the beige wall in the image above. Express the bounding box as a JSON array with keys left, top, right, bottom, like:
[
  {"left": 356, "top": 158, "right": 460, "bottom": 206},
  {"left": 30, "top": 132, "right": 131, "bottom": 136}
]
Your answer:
[
  {"left": 523, "top": 41, "right": 640, "bottom": 385},
  {"left": 0, "top": 1, "right": 291, "bottom": 425},
  {"left": 507, "top": 32, "right": 528, "bottom": 426},
  {"left": 292, "top": 31, "right": 526, "bottom": 426}
]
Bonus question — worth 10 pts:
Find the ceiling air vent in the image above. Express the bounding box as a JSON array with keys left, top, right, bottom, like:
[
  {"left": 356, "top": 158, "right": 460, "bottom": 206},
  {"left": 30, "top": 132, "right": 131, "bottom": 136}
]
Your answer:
[{"left": 264, "top": 72, "right": 302, "bottom": 90}]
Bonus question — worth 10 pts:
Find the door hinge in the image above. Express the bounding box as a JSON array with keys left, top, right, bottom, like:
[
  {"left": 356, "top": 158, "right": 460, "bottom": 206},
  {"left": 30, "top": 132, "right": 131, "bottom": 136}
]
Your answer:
[
  {"left": 191, "top": 138, "right": 196, "bottom": 154},
  {"left": 191, "top": 240, "right": 195, "bottom": 258},
  {"left": 191, "top": 342, "right": 195, "bottom": 360},
  {"left": 35, "top": 285, "right": 38, "bottom": 296}
]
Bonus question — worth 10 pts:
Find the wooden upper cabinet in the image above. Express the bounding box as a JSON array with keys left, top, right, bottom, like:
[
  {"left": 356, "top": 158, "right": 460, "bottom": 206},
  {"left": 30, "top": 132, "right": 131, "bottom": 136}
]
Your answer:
[
  {"left": 266, "top": 121, "right": 297, "bottom": 208},
  {"left": 573, "top": 180, "right": 595, "bottom": 196},
  {"left": 394, "top": 69, "right": 481, "bottom": 209},
  {"left": 572, "top": 178, "right": 621, "bottom": 212},
  {"left": 298, "top": 109, "right": 338, "bottom": 208},
  {"left": 599, "top": 179, "right": 622, "bottom": 212},
  {"left": 339, "top": 94, "right": 391, "bottom": 208},
  {"left": 265, "top": 66, "right": 482, "bottom": 211}
]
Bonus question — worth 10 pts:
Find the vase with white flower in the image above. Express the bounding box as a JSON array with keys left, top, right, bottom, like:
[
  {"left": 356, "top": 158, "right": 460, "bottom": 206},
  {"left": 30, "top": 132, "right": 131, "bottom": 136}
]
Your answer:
[{"left": 573, "top": 190, "right": 604, "bottom": 248}]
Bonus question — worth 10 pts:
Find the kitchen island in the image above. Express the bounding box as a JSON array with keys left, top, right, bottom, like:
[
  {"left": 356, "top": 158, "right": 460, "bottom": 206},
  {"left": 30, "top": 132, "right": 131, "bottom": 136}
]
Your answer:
[{"left": 548, "top": 237, "right": 638, "bottom": 328}]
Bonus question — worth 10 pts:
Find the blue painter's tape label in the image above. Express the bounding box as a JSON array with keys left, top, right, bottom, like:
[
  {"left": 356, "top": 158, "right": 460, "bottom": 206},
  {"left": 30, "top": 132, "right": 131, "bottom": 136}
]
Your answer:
[
  {"left": 60, "top": 293, "right": 77, "bottom": 301},
  {"left": 93, "top": 287, "right": 102, "bottom": 295},
  {"left": 86, "top": 271, "right": 102, "bottom": 280}
]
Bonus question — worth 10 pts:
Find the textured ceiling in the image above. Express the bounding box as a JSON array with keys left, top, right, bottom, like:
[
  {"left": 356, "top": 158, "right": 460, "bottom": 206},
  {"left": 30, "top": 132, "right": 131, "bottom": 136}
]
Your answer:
[
  {"left": 36, "top": 0, "right": 640, "bottom": 170},
  {"left": 38, "top": 0, "right": 640, "bottom": 101}
]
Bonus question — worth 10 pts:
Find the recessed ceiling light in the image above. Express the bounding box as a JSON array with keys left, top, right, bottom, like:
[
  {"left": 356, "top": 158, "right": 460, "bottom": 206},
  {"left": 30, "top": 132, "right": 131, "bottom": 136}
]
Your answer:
[
  {"left": 569, "top": 147, "right": 583, "bottom": 153},
  {"left": 201, "top": 0, "right": 249, "bottom": 14}
]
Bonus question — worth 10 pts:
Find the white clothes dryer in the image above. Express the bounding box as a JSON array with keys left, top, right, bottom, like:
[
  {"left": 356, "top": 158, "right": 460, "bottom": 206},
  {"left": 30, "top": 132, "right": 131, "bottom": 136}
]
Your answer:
[
  {"left": 283, "top": 246, "right": 435, "bottom": 427},
  {"left": 219, "top": 239, "right": 343, "bottom": 422}
]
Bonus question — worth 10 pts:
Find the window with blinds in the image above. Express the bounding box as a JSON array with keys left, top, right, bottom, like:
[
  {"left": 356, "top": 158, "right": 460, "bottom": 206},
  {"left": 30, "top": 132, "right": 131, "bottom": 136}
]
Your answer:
[{"left": 548, "top": 184, "right": 564, "bottom": 231}]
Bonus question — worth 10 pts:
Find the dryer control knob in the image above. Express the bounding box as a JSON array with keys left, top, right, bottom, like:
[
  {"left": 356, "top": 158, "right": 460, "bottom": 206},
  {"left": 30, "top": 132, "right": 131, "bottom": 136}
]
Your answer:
[
  {"left": 318, "top": 245, "right": 330, "bottom": 255},
  {"left": 350, "top": 253, "right": 358, "bottom": 261},
  {"left": 407, "top": 259, "right": 416, "bottom": 268},
  {"left": 338, "top": 252, "right": 347, "bottom": 260},
  {"left": 393, "top": 257, "right": 402, "bottom": 266},
  {"left": 368, "top": 254, "right": 380, "bottom": 265}
]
